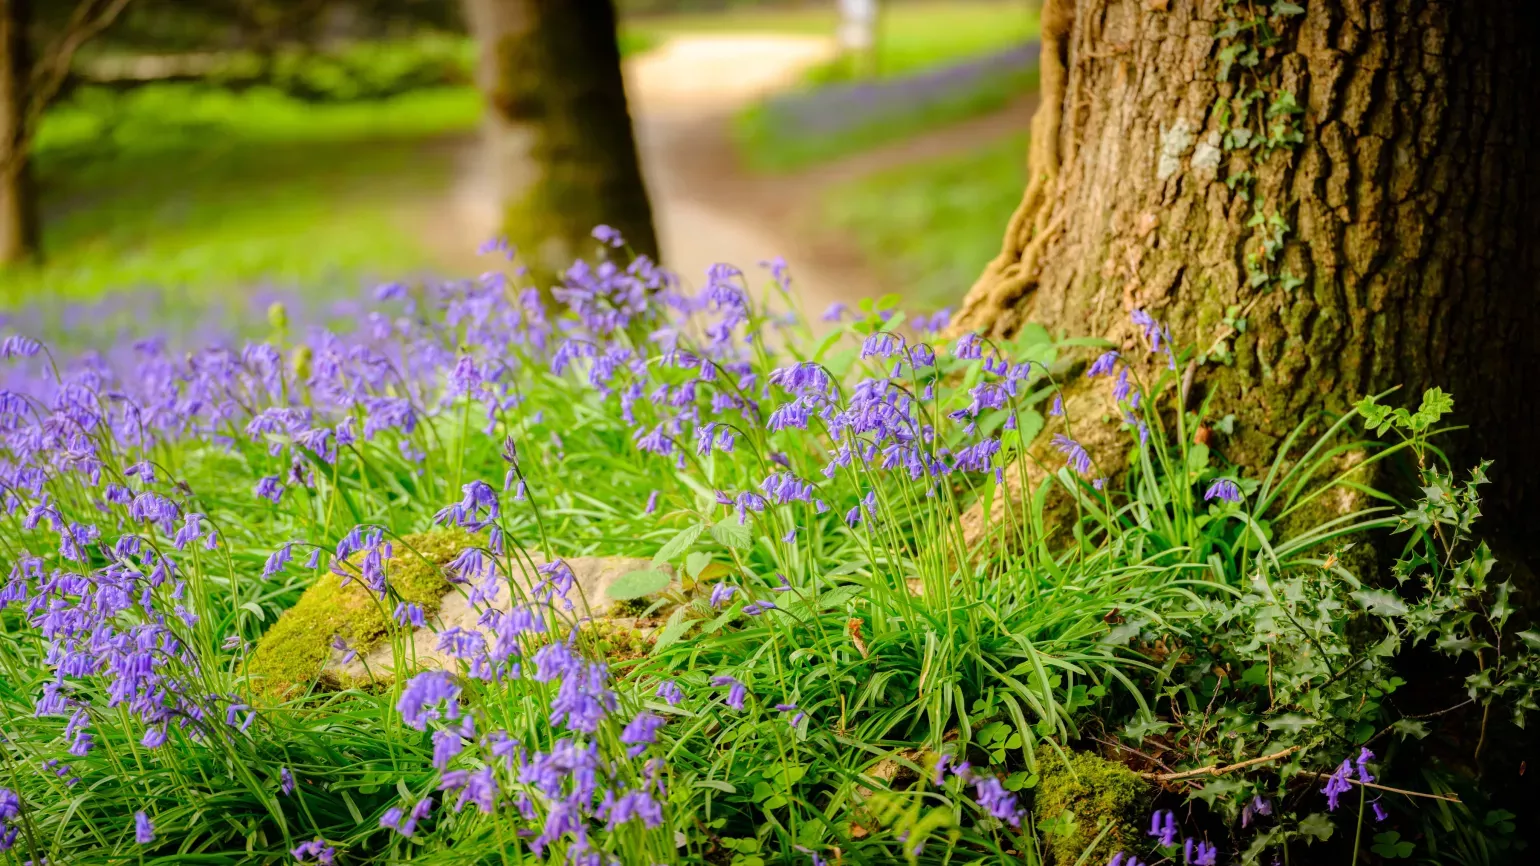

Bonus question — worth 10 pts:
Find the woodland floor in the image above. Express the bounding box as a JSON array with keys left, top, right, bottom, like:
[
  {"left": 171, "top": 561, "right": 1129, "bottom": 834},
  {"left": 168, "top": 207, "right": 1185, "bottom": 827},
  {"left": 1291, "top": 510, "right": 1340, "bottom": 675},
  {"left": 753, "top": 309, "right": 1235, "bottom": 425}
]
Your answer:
[{"left": 412, "top": 33, "right": 1036, "bottom": 314}]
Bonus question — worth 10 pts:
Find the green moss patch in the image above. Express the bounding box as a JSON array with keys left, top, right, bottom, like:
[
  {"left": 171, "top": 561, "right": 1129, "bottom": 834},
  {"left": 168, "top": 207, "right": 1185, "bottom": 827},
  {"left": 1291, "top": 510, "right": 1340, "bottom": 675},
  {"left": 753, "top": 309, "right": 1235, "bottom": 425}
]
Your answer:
[
  {"left": 1033, "top": 745, "right": 1150, "bottom": 866},
  {"left": 247, "top": 529, "right": 472, "bottom": 699}
]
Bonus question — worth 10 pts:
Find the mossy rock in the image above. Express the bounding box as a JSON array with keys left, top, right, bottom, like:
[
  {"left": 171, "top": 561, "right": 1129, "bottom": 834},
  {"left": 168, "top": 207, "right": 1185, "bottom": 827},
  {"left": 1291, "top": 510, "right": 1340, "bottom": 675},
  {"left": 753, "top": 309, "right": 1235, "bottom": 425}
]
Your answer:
[
  {"left": 1032, "top": 745, "right": 1151, "bottom": 866},
  {"left": 248, "top": 529, "right": 472, "bottom": 699}
]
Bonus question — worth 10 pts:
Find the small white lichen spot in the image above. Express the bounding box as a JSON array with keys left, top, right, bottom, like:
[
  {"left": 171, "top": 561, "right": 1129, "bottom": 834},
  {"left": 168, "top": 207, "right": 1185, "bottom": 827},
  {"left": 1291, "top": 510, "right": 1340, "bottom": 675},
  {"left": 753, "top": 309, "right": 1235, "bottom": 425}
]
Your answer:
[
  {"left": 1157, "top": 117, "right": 1197, "bottom": 181},
  {"left": 1191, "top": 131, "right": 1223, "bottom": 177}
]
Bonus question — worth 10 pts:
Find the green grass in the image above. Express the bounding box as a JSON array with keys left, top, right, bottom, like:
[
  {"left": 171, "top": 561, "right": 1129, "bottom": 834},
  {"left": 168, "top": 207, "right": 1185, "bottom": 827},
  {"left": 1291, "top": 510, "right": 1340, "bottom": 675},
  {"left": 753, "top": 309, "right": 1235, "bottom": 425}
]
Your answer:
[
  {"left": 0, "top": 85, "right": 482, "bottom": 307},
  {"left": 821, "top": 132, "right": 1026, "bottom": 306},
  {"left": 2, "top": 26, "right": 667, "bottom": 308},
  {"left": 726, "top": 1, "right": 1038, "bottom": 171},
  {"left": 630, "top": 0, "right": 1036, "bottom": 73},
  {"left": 809, "top": 0, "right": 1040, "bottom": 84}
]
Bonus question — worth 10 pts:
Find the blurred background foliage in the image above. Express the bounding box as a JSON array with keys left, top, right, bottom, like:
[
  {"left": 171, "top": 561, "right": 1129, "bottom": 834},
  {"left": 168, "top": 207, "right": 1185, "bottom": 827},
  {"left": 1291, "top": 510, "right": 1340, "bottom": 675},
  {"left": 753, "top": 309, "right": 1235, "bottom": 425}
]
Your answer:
[{"left": 3, "top": 0, "right": 1040, "bottom": 311}]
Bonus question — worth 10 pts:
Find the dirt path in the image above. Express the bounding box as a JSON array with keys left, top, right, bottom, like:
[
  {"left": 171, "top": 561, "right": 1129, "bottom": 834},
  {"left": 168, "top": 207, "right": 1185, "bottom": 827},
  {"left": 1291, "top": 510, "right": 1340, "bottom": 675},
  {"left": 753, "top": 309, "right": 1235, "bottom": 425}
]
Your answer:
[{"left": 414, "top": 34, "right": 1034, "bottom": 314}]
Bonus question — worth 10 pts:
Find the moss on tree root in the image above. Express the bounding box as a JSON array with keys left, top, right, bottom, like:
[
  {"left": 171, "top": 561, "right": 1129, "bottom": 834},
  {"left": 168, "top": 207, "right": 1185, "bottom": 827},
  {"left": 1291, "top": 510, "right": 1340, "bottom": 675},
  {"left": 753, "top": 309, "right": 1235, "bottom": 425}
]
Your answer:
[
  {"left": 247, "top": 529, "right": 473, "bottom": 699},
  {"left": 1033, "top": 745, "right": 1150, "bottom": 865}
]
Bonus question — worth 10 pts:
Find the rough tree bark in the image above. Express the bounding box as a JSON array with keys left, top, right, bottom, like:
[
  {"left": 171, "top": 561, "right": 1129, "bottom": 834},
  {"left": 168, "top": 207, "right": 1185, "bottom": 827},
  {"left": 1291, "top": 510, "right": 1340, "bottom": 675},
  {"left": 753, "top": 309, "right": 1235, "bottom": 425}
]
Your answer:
[
  {"left": 1, "top": 0, "right": 132, "bottom": 265},
  {"left": 0, "top": 0, "right": 40, "bottom": 264},
  {"left": 956, "top": 0, "right": 1540, "bottom": 546},
  {"left": 462, "top": 0, "right": 658, "bottom": 274}
]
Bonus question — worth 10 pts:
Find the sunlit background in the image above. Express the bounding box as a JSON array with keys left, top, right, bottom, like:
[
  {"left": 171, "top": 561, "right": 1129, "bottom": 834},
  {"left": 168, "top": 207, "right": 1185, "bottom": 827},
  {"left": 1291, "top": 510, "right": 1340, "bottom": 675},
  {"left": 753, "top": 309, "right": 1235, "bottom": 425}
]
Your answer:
[{"left": 0, "top": 0, "right": 1040, "bottom": 342}]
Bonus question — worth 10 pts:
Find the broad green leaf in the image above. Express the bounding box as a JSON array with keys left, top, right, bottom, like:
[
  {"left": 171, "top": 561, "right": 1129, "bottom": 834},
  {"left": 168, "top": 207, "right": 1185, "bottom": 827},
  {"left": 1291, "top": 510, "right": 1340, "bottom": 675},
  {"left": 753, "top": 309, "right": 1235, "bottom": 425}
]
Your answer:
[
  {"left": 606, "top": 569, "right": 672, "bottom": 600},
  {"left": 711, "top": 520, "right": 753, "bottom": 550},
  {"left": 684, "top": 551, "right": 712, "bottom": 579},
  {"left": 1298, "top": 812, "right": 1334, "bottom": 841},
  {"left": 653, "top": 523, "right": 704, "bottom": 565}
]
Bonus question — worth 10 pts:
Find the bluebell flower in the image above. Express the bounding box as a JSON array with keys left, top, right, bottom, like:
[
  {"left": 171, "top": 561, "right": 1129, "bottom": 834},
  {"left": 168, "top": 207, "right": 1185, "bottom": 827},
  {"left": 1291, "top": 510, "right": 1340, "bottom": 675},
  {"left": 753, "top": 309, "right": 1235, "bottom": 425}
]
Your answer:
[
  {"left": 134, "top": 811, "right": 154, "bottom": 844},
  {"left": 711, "top": 675, "right": 747, "bottom": 711},
  {"left": 1087, "top": 350, "right": 1119, "bottom": 377},
  {"left": 1051, "top": 434, "right": 1093, "bottom": 476},
  {"left": 710, "top": 584, "right": 739, "bottom": 608},
  {"left": 1322, "top": 759, "right": 1354, "bottom": 811},
  {"left": 1204, "top": 478, "right": 1242, "bottom": 504},
  {"left": 656, "top": 680, "right": 684, "bottom": 706},
  {"left": 620, "top": 711, "right": 666, "bottom": 757},
  {"left": 1148, "top": 809, "right": 1179, "bottom": 846}
]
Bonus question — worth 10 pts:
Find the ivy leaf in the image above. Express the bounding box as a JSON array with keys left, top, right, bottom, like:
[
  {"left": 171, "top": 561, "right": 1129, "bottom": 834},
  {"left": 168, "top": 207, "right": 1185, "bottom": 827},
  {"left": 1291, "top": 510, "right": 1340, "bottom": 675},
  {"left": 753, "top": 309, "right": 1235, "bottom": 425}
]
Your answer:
[
  {"left": 711, "top": 521, "right": 753, "bottom": 550},
  {"left": 1263, "top": 714, "right": 1318, "bottom": 734},
  {"left": 653, "top": 523, "right": 704, "bottom": 565},
  {"left": 606, "top": 569, "right": 672, "bottom": 601},
  {"left": 1352, "top": 589, "right": 1408, "bottom": 617},
  {"left": 1101, "top": 620, "right": 1142, "bottom": 647},
  {"left": 1297, "top": 812, "right": 1335, "bottom": 842},
  {"left": 1391, "top": 719, "right": 1430, "bottom": 740}
]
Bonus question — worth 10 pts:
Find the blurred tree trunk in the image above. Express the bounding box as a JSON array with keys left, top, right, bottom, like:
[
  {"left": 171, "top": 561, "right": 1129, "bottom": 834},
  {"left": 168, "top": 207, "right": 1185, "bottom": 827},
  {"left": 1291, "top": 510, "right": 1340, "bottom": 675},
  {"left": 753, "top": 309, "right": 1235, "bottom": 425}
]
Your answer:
[
  {"left": 462, "top": 0, "right": 658, "bottom": 274},
  {"left": 958, "top": 0, "right": 1540, "bottom": 545},
  {"left": 0, "top": 0, "right": 40, "bottom": 265}
]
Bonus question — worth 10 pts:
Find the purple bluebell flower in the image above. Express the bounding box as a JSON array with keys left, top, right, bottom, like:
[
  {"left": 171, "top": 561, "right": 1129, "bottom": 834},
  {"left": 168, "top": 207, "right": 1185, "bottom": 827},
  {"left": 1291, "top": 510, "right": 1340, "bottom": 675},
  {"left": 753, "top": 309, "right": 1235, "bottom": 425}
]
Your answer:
[
  {"left": 331, "top": 635, "right": 356, "bottom": 665},
  {"left": 743, "top": 600, "right": 776, "bottom": 616},
  {"left": 394, "top": 602, "right": 426, "bottom": 628},
  {"left": 255, "top": 475, "right": 284, "bottom": 502},
  {"left": 291, "top": 838, "right": 336, "bottom": 863},
  {"left": 645, "top": 490, "right": 659, "bottom": 514},
  {"left": 710, "top": 584, "right": 739, "bottom": 608},
  {"left": 1241, "top": 795, "right": 1270, "bottom": 827},
  {"left": 134, "top": 811, "right": 154, "bottom": 844},
  {"left": 1050, "top": 395, "right": 1064, "bottom": 416},
  {"left": 656, "top": 680, "right": 684, "bottom": 706},
  {"left": 1355, "top": 747, "right": 1376, "bottom": 783},
  {"left": 280, "top": 767, "right": 295, "bottom": 795},
  {"left": 971, "top": 775, "right": 1023, "bottom": 827},
  {"left": 1204, "top": 478, "right": 1242, "bottom": 504},
  {"left": 953, "top": 332, "right": 984, "bottom": 360},
  {"left": 1087, "top": 350, "right": 1120, "bottom": 377},
  {"left": 821, "top": 302, "right": 848, "bottom": 322},
  {"left": 592, "top": 225, "right": 625, "bottom": 248},
  {"left": 1051, "top": 434, "right": 1093, "bottom": 476},
  {"left": 397, "top": 671, "right": 461, "bottom": 731},
  {"left": 711, "top": 675, "right": 747, "bottom": 711},
  {"left": 1322, "top": 759, "right": 1354, "bottom": 811},
  {"left": 620, "top": 711, "right": 666, "bottom": 757},
  {"left": 1148, "top": 809, "right": 1179, "bottom": 846},
  {"left": 1371, "top": 801, "right": 1388, "bottom": 822},
  {"left": 0, "top": 335, "right": 41, "bottom": 359}
]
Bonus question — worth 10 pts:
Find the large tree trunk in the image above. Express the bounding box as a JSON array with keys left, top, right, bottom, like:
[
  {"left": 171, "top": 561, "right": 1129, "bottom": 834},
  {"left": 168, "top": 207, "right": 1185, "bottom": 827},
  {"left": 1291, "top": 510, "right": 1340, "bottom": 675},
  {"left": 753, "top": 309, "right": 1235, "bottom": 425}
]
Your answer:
[
  {"left": 957, "top": 0, "right": 1540, "bottom": 545},
  {"left": 462, "top": 0, "right": 658, "bottom": 274},
  {"left": 0, "top": 0, "right": 40, "bottom": 265}
]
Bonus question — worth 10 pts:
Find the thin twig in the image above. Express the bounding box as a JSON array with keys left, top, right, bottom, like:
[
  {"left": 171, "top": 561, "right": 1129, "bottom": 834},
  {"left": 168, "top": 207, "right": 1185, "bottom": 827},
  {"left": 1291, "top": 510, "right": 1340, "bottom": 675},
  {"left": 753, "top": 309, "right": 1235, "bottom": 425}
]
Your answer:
[
  {"left": 1088, "top": 736, "right": 1176, "bottom": 774},
  {"left": 1141, "top": 745, "right": 1301, "bottom": 782},
  {"left": 1298, "top": 772, "right": 1462, "bottom": 804}
]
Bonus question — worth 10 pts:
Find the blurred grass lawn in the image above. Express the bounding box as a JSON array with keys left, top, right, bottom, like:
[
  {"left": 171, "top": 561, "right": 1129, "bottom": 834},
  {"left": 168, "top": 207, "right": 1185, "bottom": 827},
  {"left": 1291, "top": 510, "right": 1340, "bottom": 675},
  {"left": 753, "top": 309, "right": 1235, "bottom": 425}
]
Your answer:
[
  {"left": 730, "top": 1, "right": 1039, "bottom": 171},
  {"left": 820, "top": 132, "right": 1026, "bottom": 307},
  {"left": 1, "top": 8, "right": 1033, "bottom": 308},
  {"left": 3, "top": 86, "right": 482, "bottom": 307},
  {"left": 634, "top": 0, "right": 1034, "bottom": 79},
  {"left": 2, "top": 30, "right": 660, "bottom": 307}
]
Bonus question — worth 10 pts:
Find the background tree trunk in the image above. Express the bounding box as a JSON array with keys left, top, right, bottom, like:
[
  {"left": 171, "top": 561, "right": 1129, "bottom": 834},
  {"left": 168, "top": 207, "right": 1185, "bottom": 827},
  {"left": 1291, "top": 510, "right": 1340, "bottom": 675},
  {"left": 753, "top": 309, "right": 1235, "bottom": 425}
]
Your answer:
[
  {"left": 0, "top": 0, "right": 40, "bottom": 265},
  {"left": 462, "top": 0, "right": 658, "bottom": 275},
  {"left": 957, "top": 0, "right": 1540, "bottom": 546}
]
